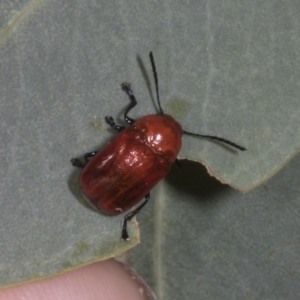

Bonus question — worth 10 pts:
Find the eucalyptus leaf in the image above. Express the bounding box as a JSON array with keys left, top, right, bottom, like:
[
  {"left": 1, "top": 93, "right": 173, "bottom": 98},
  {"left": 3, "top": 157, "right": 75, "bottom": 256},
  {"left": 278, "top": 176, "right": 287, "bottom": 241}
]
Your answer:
[
  {"left": 131, "top": 154, "right": 300, "bottom": 300},
  {"left": 0, "top": 0, "right": 299, "bottom": 289}
]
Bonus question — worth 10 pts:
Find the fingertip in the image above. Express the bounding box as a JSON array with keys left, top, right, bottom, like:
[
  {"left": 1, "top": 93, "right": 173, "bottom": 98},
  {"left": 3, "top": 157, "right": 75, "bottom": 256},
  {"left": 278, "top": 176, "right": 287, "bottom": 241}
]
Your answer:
[{"left": 0, "top": 259, "right": 154, "bottom": 300}]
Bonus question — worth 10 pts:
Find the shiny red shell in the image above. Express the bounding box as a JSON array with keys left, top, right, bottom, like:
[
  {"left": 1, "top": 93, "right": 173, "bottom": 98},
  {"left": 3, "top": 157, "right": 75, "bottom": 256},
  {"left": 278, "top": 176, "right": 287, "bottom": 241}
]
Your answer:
[{"left": 79, "top": 114, "right": 182, "bottom": 215}]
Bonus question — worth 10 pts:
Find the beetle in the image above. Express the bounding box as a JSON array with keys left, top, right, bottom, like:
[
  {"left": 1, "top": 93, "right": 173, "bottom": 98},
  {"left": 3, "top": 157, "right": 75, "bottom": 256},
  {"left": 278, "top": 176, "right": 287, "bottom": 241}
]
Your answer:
[{"left": 71, "top": 52, "right": 246, "bottom": 241}]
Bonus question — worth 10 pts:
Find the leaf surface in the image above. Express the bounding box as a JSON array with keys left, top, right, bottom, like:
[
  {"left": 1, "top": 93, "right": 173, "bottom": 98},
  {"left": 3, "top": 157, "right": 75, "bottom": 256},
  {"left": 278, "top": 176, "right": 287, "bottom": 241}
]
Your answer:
[{"left": 0, "top": 0, "right": 299, "bottom": 288}]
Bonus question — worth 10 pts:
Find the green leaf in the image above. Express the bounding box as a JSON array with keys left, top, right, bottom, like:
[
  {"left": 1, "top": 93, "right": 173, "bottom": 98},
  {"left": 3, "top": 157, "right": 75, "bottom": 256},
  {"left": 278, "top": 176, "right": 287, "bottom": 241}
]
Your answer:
[
  {"left": 0, "top": 0, "right": 300, "bottom": 288},
  {"left": 130, "top": 154, "right": 300, "bottom": 299}
]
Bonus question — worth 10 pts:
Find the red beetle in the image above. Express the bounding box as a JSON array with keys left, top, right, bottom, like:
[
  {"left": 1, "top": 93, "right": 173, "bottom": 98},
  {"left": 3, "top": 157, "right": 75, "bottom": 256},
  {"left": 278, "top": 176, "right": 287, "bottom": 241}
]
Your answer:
[{"left": 71, "top": 52, "right": 246, "bottom": 240}]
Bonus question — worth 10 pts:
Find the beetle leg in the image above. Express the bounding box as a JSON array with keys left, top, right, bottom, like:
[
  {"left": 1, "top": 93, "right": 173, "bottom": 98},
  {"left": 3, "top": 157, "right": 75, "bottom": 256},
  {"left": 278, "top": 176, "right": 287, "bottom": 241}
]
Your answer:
[
  {"left": 71, "top": 151, "right": 97, "bottom": 168},
  {"left": 70, "top": 158, "right": 85, "bottom": 168},
  {"left": 84, "top": 151, "right": 98, "bottom": 163},
  {"left": 121, "top": 83, "right": 137, "bottom": 125},
  {"left": 121, "top": 193, "right": 150, "bottom": 241},
  {"left": 105, "top": 116, "right": 125, "bottom": 131}
]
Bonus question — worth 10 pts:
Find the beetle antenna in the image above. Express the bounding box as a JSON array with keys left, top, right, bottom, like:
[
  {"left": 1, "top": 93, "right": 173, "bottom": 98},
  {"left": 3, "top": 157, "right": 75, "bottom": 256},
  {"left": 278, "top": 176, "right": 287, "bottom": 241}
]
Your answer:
[
  {"left": 182, "top": 130, "right": 246, "bottom": 151},
  {"left": 149, "top": 51, "right": 164, "bottom": 114}
]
